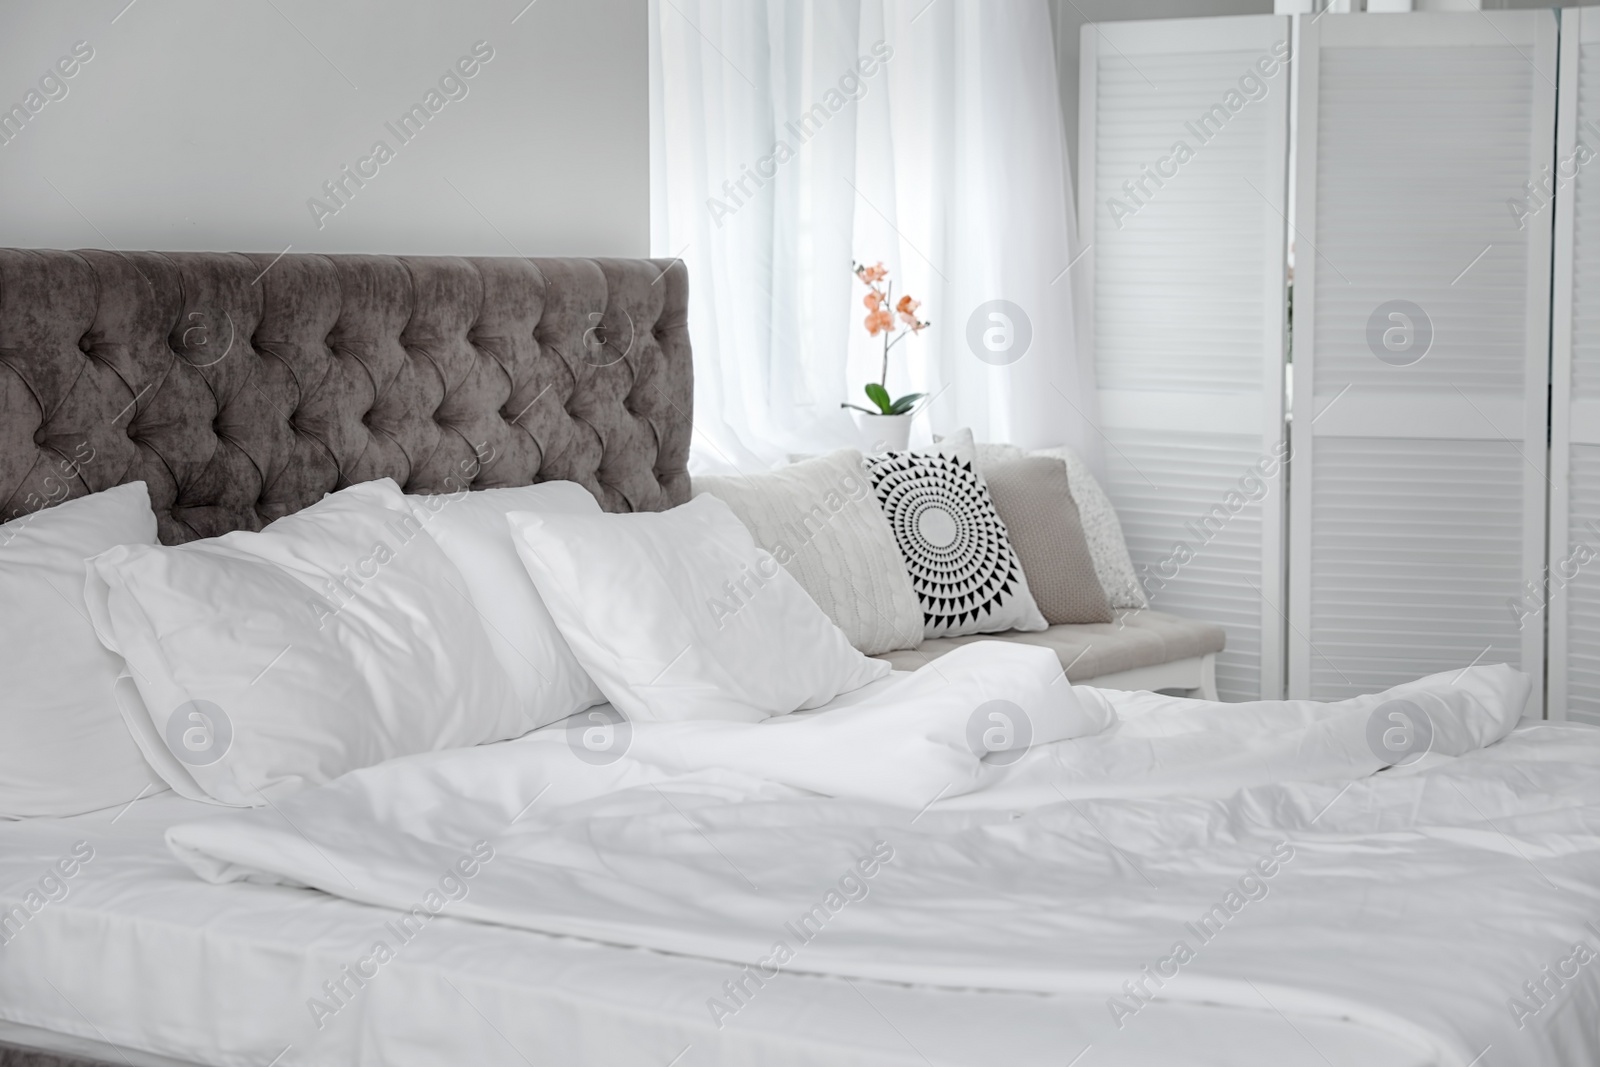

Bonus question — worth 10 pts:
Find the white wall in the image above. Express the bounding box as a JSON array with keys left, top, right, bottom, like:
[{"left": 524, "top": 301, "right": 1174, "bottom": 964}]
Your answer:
[{"left": 0, "top": 0, "right": 648, "bottom": 257}]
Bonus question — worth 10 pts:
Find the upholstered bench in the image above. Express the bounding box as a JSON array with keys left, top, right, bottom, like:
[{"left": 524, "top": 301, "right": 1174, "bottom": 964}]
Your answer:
[{"left": 871, "top": 608, "right": 1225, "bottom": 700}]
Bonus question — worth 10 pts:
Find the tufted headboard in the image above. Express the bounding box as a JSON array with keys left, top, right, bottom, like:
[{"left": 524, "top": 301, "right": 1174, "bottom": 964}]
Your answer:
[{"left": 0, "top": 249, "right": 693, "bottom": 544}]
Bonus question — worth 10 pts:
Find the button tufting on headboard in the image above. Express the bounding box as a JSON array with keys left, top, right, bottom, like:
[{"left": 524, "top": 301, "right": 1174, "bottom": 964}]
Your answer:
[{"left": 0, "top": 250, "right": 693, "bottom": 543}]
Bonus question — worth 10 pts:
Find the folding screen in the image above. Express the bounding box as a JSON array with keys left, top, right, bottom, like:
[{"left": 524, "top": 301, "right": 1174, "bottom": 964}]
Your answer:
[
  {"left": 1288, "top": 11, "right": 1555, "bottom": 714},
  {"left": 1078, "top": 15, "right": 1291, "bottom": 701},
  {"left": 1552, "top": 7, "right": 1600, "bottom": 725}
]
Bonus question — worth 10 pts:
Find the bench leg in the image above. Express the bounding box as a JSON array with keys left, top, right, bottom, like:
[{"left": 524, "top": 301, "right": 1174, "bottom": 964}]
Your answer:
[{"left": 1193, "top": 654, "right": 1219, "bottom": 701}]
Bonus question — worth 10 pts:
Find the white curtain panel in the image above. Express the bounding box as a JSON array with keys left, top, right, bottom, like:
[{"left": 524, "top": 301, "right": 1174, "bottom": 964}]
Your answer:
[{"left": 649, "top": 0, "right": 1098, "bottom": 472}]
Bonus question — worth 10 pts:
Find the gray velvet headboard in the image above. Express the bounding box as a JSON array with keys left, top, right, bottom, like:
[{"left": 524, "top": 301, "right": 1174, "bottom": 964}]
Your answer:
[{"left": 0, "top": 249, "right": 692, "bottom": 543}]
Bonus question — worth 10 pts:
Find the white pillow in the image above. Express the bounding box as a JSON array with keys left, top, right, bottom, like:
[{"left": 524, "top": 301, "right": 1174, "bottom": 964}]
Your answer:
[
  {"left": 867, "top": 429, "right": 1048, "bottom": 639},
  {"left": 406, "top": 482, "right": 604, "bottom": 729},
  {"left": 972, "top": 441, "right": 1025, "bottom": 468},
  {"left": 84, "top": 479, "right": 522, "bottom": 806},
  {"left": 507, "top": 493, "right": 890, "bottom": 723},
  {"left": 0, "top": 483, "right": 165, "bottom": 818},
  {"left": 693, "top": 450, "right": 923, "bottom": 656}
]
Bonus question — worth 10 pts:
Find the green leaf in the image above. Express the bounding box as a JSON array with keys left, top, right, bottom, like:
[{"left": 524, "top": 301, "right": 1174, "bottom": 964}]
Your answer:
[
  {"left": 887, "top": 392, "right": 925, "bottom": 415},
  {"left": 864, "top": 382, "right": 893, "bottom": 414}
]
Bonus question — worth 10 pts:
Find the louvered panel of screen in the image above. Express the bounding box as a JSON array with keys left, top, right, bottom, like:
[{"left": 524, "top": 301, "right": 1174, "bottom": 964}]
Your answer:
[
  {"left": 1080, "top": 15, "right": 1289, "bottom": 700},
  {"left": 1104, "top": 429, "right": 1272, "bottom": 701},
  {"left": 1563, "top": 449, "right": 1600, "bottom": 724},
  {"left": 1289, "top": 12, "right": 1554, "bottom": 713},
  {"left": 1307, "top": 438, "right": 1525, "bottom": 700},
  {"left": 1550, "top": 18, "right": 1600, "bottom": 724},
  {"left": 1572, "top": 42, "right": 1600, "bottom": 400}
]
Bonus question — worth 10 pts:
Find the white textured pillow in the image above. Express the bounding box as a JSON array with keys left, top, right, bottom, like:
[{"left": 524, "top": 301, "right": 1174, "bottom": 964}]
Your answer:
[
  {"left": 407, "top": 482, "right": 604, "bottom": 729},
  {"left": 974, "top": 441, "right": 1025, "bottom": 469},
  {"left": 85, "top": 479, "right": 522, "bottom": 806},
  {"left": 507, "top": 493, "right": 890, "bottom": 723},
  {"left": 693, "top": 450, "right": 922, "bottom": 656},
  {"left": 0, "top": 483, "right": 165, "bottom": 818},
  {"left": 1028, "top": 446, "right": 1147, "bottom": 610},
  {"left": 868, "top": 429, "right": 1048, "bottom": 639}
]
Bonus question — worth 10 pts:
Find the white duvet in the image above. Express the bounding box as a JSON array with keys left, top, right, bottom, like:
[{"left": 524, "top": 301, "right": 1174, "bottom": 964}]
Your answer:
[{"left": 166, "top": 643, "right": 1600, "bottom": 1067}]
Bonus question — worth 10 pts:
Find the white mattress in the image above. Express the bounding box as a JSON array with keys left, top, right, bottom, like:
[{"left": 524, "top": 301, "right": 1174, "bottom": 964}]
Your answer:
[{"left": 0, "top": 790, "right": 1434, "bottom": 1067}]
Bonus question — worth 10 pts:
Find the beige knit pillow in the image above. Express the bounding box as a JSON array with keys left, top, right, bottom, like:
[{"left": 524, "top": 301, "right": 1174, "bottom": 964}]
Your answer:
[
  {"left": 982, "top": 456, "right": 1113, "bottom": 625},
  {"left": 693, "top": 450, "right": 925, "bottom": 655}
]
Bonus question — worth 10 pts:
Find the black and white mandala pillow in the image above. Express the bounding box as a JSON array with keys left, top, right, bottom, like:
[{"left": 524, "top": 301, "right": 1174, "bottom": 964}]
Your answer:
[{"left": 865, "top": 448, "right": 1048, "bottom": 639}]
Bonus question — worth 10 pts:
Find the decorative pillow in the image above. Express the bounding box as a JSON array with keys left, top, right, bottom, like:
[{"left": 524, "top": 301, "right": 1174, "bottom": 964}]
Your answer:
[
  {"left": 982, "top": 457, "right": 1113, "bottom": 625},
  {"left": 974, "top": 441, "right": 1025, "bottom": 470},
  {"left": 964, "top": 437, "right": 1147, "bottom": 610},
  {"left": 0, "top": 483, "right": 166, "bottom": 818},
  {"left": 507, "top": 493, "right": 890, "bottom": 723},
  {"left": 1029, "top": 446, "right": 1147, "bottom": 609},
  {"left": 407, "top": 482, "right": 605, "bottom": 729},
  {"left": 866, "top": 429, "right": 1048, "bottom": 639},
  {"left": 693, "top": 450, "right": 923, "bottom": 656},
  {"left": 84, "top": 479, "right": 523, "bottom": 806}
]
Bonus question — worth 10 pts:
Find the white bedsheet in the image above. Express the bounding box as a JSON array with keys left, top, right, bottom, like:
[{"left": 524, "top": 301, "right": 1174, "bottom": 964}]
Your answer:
[
  {"left": 148, "top": 652, "right": 1600, "bottom": 1067},
  {"left": 0, "top": 792, "right": 1432, "bottom": 1067}
]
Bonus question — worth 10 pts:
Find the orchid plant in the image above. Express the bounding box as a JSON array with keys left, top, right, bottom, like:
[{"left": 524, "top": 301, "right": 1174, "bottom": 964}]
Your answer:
[{"left": 841, "top": 260, "right": 931, "bottom": 417}]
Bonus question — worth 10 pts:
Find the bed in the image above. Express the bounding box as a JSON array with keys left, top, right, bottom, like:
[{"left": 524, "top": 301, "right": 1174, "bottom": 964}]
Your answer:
[{"left": 2, "top": 249, "right": 1599, "bottom": 1067}]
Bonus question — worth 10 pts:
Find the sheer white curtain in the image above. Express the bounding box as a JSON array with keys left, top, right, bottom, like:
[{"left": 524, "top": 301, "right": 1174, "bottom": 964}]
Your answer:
[{"left": 649, "top": 0, "right": 1098, "bottom": 473}]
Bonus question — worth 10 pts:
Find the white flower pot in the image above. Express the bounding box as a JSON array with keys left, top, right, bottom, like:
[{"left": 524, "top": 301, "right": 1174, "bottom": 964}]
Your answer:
[{"left": 854, "top": 411, "right": 913, "bottom": 454}]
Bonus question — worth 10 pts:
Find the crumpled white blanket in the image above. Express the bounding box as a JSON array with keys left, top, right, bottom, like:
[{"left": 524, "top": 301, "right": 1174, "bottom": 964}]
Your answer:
[{"left": 168, "top": 645, "right": 1600, "bottom": 1067}]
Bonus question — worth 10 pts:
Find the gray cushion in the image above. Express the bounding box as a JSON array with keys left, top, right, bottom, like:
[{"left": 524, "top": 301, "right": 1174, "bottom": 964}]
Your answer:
[
  {"left": 872, "top": 609, "right": 1226, "bottom": 681},
  {"left": 982, "top": 456, "right": 1112, "bottom": 625}
]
